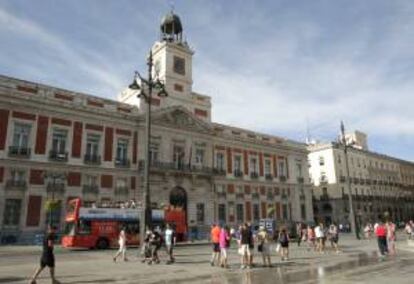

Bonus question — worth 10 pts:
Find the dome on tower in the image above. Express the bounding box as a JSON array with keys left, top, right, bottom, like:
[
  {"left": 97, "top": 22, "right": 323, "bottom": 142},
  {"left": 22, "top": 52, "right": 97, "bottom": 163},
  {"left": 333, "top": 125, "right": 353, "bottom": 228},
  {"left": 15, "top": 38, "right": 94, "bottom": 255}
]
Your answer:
[{"left": 160, "top": 11, "right": 183, "bottom": 42}]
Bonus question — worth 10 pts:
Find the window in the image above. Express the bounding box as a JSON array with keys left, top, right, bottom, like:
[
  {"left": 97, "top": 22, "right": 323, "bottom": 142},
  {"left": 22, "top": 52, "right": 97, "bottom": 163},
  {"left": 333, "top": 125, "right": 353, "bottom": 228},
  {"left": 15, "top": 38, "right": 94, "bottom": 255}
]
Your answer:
[
  {"left": 236, "top": 204, "right": 244, "bottom": 222},
  {"left": 173, "top": 56, "right": 185, "bottom": 75},
  {"left": 10, "top": 169, "right": 25, "bottom": 182},
  {"left": 149, "top": 143, "right": 159, "bottom": 164},
  {"left": 301, "top": 204, "right": 306, "bottom": 220},
  {"left": 196, "top": 203, "right": 205, "bottom": 223},
  {"left": 234, "top": 155, "right": 242, "bottom": 172},
  {"left": 86, "top": 134, "right": 100, "bottom": 157},
  {"left": 218, "top": 204, "right": 226, "bottom": 223},
  {"left": 3, "top": 199, "right": 21, "bottom": 226},
  {"left": 296, "top": 163, "right": 303, "bottom": 177},
  {"left": 282, "top": 204, "right": 288, "bottom": 220},
  {"left": 116, "top": 138, "right": 128, "bottom": 161},
  {"left": 116, "top": 178, "right": 127, "bottom": 188},
  {"left": 195, "top": 149, "right": 204, "bottom": 165},
  {"left": 322, "top": 187, "right": 328, "bottom": 195},
  {"left": 337, "top": 154, "right": 342, "bottom": 164},
  {"left": 173, "top": 145, "right": 185, "bottom": 169},
  {"left": 52, "top": 129, "right": 67, "bottom": 153},
  {"left": 13, "top": 123, "right": 31, "bottom": 148},
  {"left": 264, "top": 159, "right": 271, "bottom": 175},
  {"left": 278, "top": 161, "right": 285, "bottom": 176},
  {"left": 85, "top": 175, "right": 98, "bottom": 186},
  {"left": 249, "top": 157, "right": 257, "bottom": 173},
  {"left": 216, "top": 152, "right": 225, "bottom": 170},
  {"left": 319, "top": 156, "right": 325, "bottom": 166},
  {"left": 253, "top": 203, "right": 260, "bottom": 222}
]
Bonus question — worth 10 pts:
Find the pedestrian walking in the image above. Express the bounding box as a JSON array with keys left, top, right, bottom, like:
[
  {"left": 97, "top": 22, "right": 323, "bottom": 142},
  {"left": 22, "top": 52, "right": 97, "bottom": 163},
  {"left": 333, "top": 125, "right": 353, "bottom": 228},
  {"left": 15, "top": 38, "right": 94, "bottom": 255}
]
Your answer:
[
  {"left": 257, "top": 226, "right": 272, "bottom": 267},
  {"left": 247, "top": 222, "right": 255, "bottom": 267},
  {"left": 307, "top": 225, "right": 316, "bottom": 251},
  {"left": 278, "top": 227, "right": 290, "bottom": 261},
  {"left": 29, "top": 225, "right": 59, "bottom": 284},
  {"left": 364, "top": 224, "right": 371, "bottom": 240},
  {"left": 219, "top": 225, "right": 231, "bottom": 268},
  {"left": 386, "top": 221, "right": 396, "bottom": 255},
  {"left": 296, "top": 223, "right": 303, "bottom": 246},
  {"left": 210, "top": 223, "right": 221, "bottom": 266},
  {"left": 315, "top": 223, "right": 325, "bottom": 253},
  {"left": 141, "top": 230, "right": 152, "bottom": 263},
  {"left": 375, "top": 221, "right": 388, "bottom": 257},
  {"left": 113, "top": 228, "right": 128, "bottom": 262},
  {"left": 328, "top": 223, "right": 340, "bottom": 253},
  {"left": 239, "top": 223, "right": 252, "bottom": 269},
  {"left": 404, "top": 222, "right": 412, "bottom": 240},
  {"left": 164, "top": 224, "right": 176, "bottom": 264},
  {"left": 148, "top": 229, "right": 162, "bottom": 264}
]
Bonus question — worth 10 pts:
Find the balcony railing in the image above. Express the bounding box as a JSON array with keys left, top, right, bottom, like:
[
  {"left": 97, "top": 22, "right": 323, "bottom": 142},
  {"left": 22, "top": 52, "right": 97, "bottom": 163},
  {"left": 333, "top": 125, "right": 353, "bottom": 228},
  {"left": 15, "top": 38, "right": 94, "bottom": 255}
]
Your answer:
[
  {"left": 265, "top": 174, "right": 273, "bottom": 180},
  {"left": 366, "top": 179, "right": 371, "bottom": 185},
  {"left": 266, "top": 193, "right": 274, "bottom": 201},
  {"left": 297, "top": 177, "right": 304, "bottom": 183},
  {"left": 115, "top": 158, "right": 130, "bottom": 168},
  {"left": 299, "top": 194, "right": 306, "bottom": 201},
  {"left": 250, "top": 172, "right": 259, "bottom": 179},
  {"left": 84, "top": 154, "right": 101, "bottom": 165},
  {"left": 281, "top": 193, "right": 288, "bottom": 200},
  {"left": 212, "top": 168, "right": 226, "bottom": 176},
  {"left": 46, "top": 183, "right": 65, "bottom": 194},
  {"left": 360, "top": 179, "right": 365, "bottom": 185},
  {"left": 5, "top": 180, "right": 27, "bottom": 191},
  {"left": 236, "top": 193, "right": 244, "bottom": 199},
  {"left": 82, "top": 184, "right": 99, "bottom": 195},
  {"left": 234, "top": 170, "right": 243, "bottom": 178},
  {"left": 279, "top": 176, "right": 287, "bottom": 182},
  {"left": 8, "top": 146, "right": 31, "bottom": 158},
  {"left": 217, "top": 191, "right": 227, "bottom": 198},
  {"left": 49, "top": 150, "right": 68, "bottom": 162},
  {"left": 319, "top": 178, "right": 328, "bottom": 185},
  {"left": 252, "top": 192, "right": 260, "bottom": 199},
  {"left": 320, "top": 193, "right": 330, "bottom": 201},
  {"left": 138, "top": 160, "right": 222, "bottom": 176},
  {"left": 339, "top": 176, "right": 346, "bottom": 183},
  {"left": 115, "top": 186, "right": 129, "bottom": 196}
]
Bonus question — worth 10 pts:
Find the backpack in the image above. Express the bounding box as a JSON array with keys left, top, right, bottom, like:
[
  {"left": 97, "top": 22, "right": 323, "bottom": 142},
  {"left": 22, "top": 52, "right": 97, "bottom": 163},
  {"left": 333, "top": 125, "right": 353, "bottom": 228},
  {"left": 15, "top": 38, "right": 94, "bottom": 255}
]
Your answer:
[{"left": 279, "top": 233, "right": 288, "bottom": 244}]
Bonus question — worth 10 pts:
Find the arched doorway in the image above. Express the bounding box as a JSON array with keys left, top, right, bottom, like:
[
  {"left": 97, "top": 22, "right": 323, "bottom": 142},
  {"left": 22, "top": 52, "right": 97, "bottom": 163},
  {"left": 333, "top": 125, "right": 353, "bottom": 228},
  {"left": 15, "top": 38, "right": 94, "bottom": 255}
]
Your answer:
[{"left": 167, "top": 186, "right": 188, "bottom": 241}]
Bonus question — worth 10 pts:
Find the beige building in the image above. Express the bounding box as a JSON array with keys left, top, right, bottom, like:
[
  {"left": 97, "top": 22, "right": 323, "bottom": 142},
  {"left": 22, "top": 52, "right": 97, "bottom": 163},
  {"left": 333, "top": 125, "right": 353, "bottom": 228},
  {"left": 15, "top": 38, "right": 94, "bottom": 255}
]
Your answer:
[
  {"left": 309, "top": 131, "right": 414, "bottom": 226},
  {"left": 0, "top": 11, "right": 313, "bottom": 243}
]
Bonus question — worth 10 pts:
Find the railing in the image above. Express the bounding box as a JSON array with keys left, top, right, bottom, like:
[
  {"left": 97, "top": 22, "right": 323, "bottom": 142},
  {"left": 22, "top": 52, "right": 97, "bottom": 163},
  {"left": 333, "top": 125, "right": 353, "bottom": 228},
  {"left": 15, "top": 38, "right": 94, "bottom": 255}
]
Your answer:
[
  {"left": 5, "top": 180, "right": 27, "bottom": 191},
  {"left": 236, "top": 193, "right": 244, "bottom": 199},
  {"left": 49, "top": 150, "right": 68, "bottom": 162},
  {"left": 234, "top": 170, "right": 243, "bottom": 178},
  {"left": 281, "top": 193, "right": 288, "bottom": 200},
  {"left": 212, "top": 168, "right": 227, "bottom": 176},
  {"left": 366, "top": 179, "right": 371, "bottom": 185},
  {"left": 299, "top": 194, "right": 306, "bottom": 201},
  {"left": 297, "top": 177, "right": 304, "bottom": 183},
  {"left": 138, "top": 160, "right": 224, "bottom": 176},
  {"left": 279, "top": 176, "right": 287, "bottom": 182},
  {"left": 115, "top": 186, "right": 129, "bottom": 196},
  {"left": 250, "top": 172, "right": 259, "bottom": 179},
  {"left": 339, "top": 176, "right": 346, "bottom": 183},
  {"left": 320, "top": 194, "right": 330, "bottom": 201},
  {"left": 360, "top": 178, "right": 365, "bottom": 185},
  {"left": 8, "top": 146, "right": 31, "bottom": 158},
  {"left": 266, "top": 193, "right": 274, "bottom": 201},
  {"left": 252, "top": 193, "right": 260, "bottom": 199},
  {"left": 217, "top": 192, "right": 227, "bottom": 198},
  {"left": 115, "top": 158, "right": 130, "bottom": 168},
  {"left": 265, "top": 174, "right": 273, "bottom": 180},
  {"left": 46, "top": 183, "right": 65, "bottom": 194},
  {"left": 84, "top": 154, "right": 101, "bottom": 165},
  {"left": 82, "top": 184, "right": 99, "bottom": 195}
]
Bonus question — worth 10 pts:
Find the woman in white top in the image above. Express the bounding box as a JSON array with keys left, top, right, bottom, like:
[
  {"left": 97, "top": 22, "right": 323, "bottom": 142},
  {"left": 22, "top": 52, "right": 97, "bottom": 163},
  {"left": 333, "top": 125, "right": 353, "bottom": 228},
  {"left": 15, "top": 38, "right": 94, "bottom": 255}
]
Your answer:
[
  {"left": 314, "top": 223, "right": 325, "bottom": 253},
  {"left": 113, "top": 228, "right": 128, "bottom": 262}
]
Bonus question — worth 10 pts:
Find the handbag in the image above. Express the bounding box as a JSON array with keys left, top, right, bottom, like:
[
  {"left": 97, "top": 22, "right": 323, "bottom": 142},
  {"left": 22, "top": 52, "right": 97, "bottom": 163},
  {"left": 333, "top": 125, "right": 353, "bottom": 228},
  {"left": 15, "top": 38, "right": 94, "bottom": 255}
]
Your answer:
[
  {"left": 275, "top": 244, "right": 281, "bottom": 253},
  {"left": 258, "top": 243, "right": 263, "bottom": 252}
]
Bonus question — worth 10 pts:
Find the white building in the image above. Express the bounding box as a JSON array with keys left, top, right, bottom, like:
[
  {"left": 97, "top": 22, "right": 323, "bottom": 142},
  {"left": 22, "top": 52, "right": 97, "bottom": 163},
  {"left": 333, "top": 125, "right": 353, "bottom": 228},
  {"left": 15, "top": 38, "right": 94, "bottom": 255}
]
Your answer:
[{"left": 308, "top": 131, "right": 414, "bottom": 226}]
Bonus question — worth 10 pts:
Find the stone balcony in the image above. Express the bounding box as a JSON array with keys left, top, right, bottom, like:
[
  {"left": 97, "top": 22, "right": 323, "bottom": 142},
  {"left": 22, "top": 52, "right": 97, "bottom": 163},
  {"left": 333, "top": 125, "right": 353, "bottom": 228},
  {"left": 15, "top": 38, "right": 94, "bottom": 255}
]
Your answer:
[
  {"left": 8, "top": 146, "right": 31, "bottom": 158},
  {"left": 138, "top": 160, "right": 225, "bottom": 177},
  {"left": 5, "top": 180, "right": 27, "bottom": 191},
  {"left": 82, "top": 184, "right": 99, "bottom": 195}
]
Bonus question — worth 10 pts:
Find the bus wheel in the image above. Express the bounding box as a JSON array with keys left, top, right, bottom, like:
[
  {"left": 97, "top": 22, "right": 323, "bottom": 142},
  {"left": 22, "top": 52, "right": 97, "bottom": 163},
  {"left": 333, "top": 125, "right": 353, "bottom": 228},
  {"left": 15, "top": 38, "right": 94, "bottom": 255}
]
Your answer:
[{"left": 96, "top": 238, "right": 109, "bottom": 249}]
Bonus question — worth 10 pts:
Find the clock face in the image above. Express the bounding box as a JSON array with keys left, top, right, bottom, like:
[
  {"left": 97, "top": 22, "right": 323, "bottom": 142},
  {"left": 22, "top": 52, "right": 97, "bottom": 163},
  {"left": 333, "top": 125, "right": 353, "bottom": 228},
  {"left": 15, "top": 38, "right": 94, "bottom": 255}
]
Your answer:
[{"left": 173, "top": 56, "right": 185, "bottom": 75}]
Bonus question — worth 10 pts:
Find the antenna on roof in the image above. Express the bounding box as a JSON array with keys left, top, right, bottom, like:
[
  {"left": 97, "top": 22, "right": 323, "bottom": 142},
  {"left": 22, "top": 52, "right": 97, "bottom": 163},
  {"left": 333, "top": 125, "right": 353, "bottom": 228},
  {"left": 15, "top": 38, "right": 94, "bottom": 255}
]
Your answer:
[{"left": 305, "top": 117, "right": 311, "bottom": 145}]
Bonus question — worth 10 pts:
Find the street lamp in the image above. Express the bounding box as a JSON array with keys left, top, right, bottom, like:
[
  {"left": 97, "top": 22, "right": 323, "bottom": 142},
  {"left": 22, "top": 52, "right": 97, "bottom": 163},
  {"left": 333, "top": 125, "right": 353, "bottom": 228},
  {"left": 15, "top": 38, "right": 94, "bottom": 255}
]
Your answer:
[
  {"left": 129, "top": 50, "right": 168, "bottom": 246},
  {"left": 340, "top": 121, "right": 359, "bottom": 239}
]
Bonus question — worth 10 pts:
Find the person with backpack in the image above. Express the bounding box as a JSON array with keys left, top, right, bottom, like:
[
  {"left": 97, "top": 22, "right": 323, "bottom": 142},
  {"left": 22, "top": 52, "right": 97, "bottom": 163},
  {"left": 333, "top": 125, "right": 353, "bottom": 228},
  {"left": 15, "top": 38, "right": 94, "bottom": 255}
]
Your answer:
[
  {"left": 328, "top": 223, "right": 340, "bottom": 253},
  {"left": 278, "top": 227, "right": 290, "bottom": 261},
  {"left": 148, "top": 228, "right": 162, "bottom": 264}
]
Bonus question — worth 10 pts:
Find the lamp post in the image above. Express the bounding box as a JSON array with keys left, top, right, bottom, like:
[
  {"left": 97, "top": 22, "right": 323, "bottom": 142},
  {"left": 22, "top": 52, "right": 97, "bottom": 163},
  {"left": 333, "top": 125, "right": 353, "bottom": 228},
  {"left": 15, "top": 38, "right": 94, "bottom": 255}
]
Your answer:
[
  {"left": 128, "top": 50, "right": 168, "bottom": 246},
  {"left": 340, "top": 121, "right": 359, "bottom": 239}
]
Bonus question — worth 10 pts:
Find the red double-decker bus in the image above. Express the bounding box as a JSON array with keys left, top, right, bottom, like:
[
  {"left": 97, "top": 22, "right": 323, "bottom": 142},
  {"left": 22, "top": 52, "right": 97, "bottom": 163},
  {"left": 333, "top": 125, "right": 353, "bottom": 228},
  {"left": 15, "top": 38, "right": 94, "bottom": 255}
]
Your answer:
[{"left": 62, "top": 198, "right": 145, "bottom": 249}]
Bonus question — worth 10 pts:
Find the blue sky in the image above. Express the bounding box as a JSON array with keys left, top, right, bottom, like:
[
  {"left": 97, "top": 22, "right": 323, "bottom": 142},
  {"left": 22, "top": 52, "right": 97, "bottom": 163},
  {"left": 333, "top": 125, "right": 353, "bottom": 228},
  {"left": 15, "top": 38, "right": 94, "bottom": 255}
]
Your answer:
[{"left": 1, "top": 0, "right": 413, "bottom": 161}]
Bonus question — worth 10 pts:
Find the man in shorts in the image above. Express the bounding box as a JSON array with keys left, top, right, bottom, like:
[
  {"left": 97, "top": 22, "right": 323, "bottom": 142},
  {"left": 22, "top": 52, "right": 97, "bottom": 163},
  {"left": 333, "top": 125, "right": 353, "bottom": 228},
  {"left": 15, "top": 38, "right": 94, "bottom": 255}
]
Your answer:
[
  {"left": 239, "top": 223, "right": 252, "bottom": 269},
  {"left": 30, "top": 225, "right": 59, "bottom": 284},
  {"left": 164, "top": 223, "right": 176, "bottom": 264},
  {"left": 210, "top": 223, "right": 221, "bottom": 266}
]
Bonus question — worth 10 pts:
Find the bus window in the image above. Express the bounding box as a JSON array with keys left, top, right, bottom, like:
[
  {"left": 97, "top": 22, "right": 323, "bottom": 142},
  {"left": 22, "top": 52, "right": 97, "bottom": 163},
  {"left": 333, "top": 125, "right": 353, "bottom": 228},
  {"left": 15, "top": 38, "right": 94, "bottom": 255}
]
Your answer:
[
  {"left": 122, "top": 221, "right": 139, "bottom": 234},
  {"left": 64, "top": 221, "right": 76, "bottom": 236},
  {"left": 78, "top": 220, "right": 92, "bottom": 235}
]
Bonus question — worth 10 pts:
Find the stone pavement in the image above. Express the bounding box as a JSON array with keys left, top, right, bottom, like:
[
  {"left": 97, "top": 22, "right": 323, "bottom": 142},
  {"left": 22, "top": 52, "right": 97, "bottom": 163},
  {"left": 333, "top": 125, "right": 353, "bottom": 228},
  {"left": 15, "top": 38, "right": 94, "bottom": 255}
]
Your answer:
[{"left": 0, "top": 233, "right": 413, "bottom": 283}]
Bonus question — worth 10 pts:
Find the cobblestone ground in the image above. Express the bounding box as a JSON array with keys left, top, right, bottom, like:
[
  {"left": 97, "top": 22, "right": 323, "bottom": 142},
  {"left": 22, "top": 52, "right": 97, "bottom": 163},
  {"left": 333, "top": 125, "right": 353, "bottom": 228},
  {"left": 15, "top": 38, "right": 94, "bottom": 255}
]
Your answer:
[{"left": 0, "top": 234, "right": 413, "bottom": 283}]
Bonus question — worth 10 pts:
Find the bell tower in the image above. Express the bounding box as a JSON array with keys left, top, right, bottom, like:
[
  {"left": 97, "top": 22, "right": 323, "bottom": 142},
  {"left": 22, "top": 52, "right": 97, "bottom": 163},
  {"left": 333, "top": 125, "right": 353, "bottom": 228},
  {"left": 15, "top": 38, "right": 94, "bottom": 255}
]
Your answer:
[{"left": 151, "top": 11, "right": 194, "bottom": 107}]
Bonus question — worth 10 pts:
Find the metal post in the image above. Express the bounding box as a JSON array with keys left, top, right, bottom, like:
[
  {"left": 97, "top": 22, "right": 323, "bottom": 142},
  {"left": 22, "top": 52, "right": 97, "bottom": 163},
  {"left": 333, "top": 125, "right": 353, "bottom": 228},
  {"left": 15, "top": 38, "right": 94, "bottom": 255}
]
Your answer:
[{"left": 341, "top": 121, "right": 359, "bottom": 239}]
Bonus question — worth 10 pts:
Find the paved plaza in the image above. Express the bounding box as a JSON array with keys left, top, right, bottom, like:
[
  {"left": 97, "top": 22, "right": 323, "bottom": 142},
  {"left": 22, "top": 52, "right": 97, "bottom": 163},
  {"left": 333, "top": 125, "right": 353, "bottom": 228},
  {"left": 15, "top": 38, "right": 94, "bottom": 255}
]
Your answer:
[{"left": 0, "top": 234, "right": 413, "bottom": 283}]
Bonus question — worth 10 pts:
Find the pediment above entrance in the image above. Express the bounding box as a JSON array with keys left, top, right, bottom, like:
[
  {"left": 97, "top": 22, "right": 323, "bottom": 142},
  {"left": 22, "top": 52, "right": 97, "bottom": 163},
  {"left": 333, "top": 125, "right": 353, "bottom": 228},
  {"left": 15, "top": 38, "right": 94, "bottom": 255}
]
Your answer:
[{"left": 151, "top": 106, "right": 212, "bottom": 134}]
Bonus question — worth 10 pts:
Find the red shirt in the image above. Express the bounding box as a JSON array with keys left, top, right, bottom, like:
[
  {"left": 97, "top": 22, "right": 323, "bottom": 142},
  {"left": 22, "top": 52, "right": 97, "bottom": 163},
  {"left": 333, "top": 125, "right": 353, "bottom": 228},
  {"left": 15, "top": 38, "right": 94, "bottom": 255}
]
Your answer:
[{"left": 375, "top": 225, "right": 387, "bottom": 237}]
